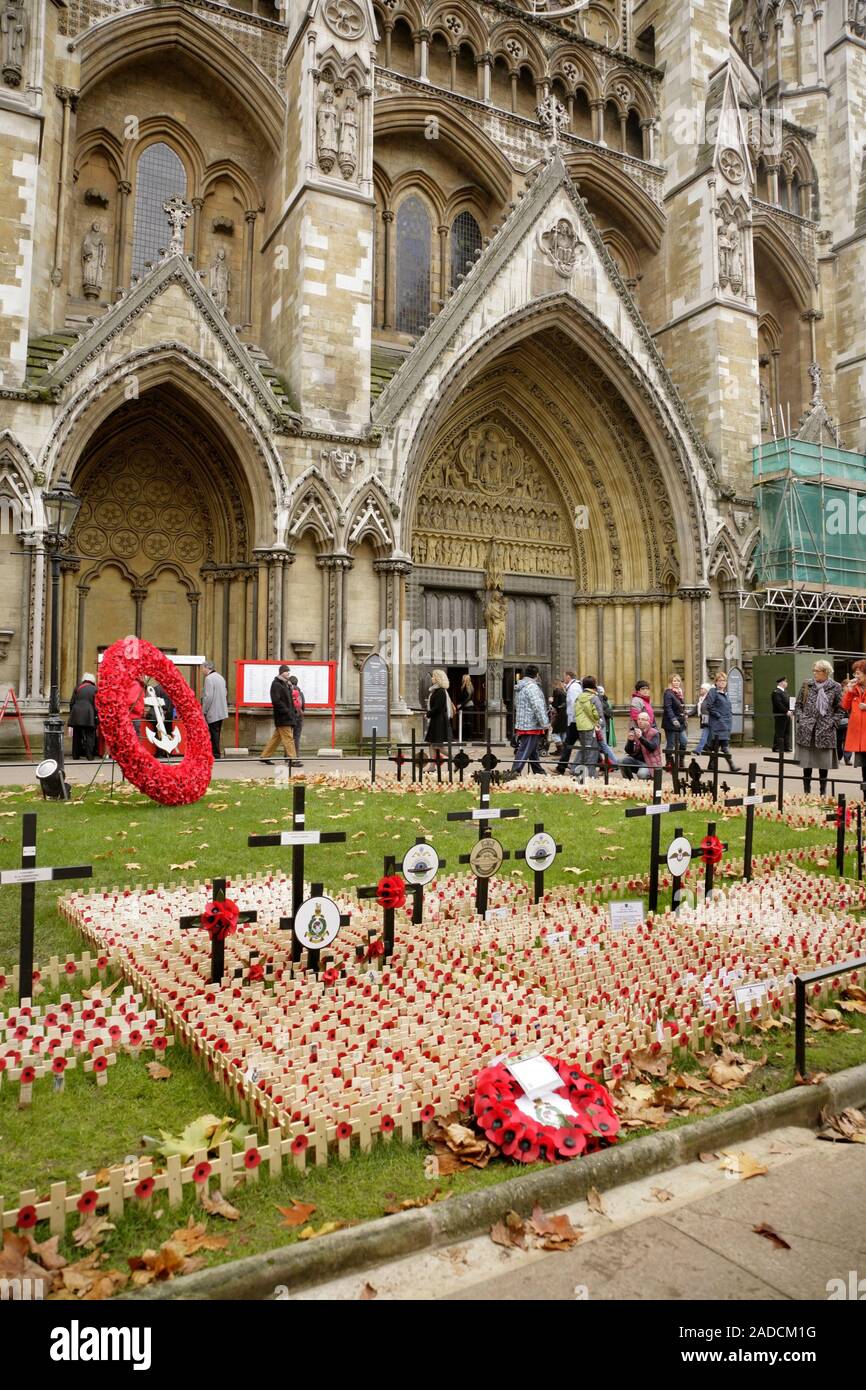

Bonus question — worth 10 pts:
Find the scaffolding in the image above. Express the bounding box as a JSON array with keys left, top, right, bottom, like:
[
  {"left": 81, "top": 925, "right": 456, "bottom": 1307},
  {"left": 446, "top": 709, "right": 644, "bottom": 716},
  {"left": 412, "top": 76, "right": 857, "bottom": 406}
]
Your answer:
[{"left": 743, "top": 430, "right": 866, "bottom": 653}]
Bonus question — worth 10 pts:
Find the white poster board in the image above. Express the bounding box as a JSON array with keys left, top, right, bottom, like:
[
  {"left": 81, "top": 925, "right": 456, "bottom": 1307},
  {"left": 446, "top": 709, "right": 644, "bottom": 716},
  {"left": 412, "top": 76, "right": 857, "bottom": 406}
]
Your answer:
[{"left": 239, "top": 662, "right": 331, "bottom": 706}]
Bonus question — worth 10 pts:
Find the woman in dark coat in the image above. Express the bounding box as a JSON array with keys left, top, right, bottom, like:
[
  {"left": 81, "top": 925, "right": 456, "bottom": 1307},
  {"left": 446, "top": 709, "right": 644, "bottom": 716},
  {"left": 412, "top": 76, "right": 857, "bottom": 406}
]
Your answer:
[
  {"left": 425, "top": 669, "right": 453, "bottom": 755},
  {"left": 549, "top": 681, "right": 568, "bottom": 751},
  {"left": 661, "top": 675, "right": 688, "bottom": 763},
  {"left": 795, "top": 660, "right": 843, "bottom": 796},
  {"left": 702, "top": 671, "right": 741, "bottom": 772},
  {"left": 771, "top": 678, "right": 791, "bottom": 753},
  {"left": 68, "top": 674, "right": 98, "bottom": 759}
]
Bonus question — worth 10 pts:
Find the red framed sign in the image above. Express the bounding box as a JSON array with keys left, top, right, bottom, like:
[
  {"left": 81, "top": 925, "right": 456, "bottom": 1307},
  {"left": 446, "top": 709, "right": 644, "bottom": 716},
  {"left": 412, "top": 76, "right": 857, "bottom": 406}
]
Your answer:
[{"left": 234, "top": 660, "right": 337, "bottom": 749}]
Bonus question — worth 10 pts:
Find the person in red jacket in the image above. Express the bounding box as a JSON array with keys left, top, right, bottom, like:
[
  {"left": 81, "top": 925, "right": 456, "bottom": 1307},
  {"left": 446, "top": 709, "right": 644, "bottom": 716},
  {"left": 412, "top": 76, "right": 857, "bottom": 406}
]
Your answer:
[
  {"left": 127, "top": 678, "right": 145, "bottom": 737},
  {"left": 842, "top": 658, "right": 866, "bottom": 798}
]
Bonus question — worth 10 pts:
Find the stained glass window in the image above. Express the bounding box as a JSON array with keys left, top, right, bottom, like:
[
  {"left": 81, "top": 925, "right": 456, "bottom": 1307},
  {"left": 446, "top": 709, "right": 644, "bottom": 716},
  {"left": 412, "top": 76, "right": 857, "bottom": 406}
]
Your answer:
[
  {"left": 450, "top": 210, "right": 482, "bottom": 292},
  {"left": 132, "top": 143, "right": 187, "bottom": 279},
  {"left": 395, "top": 195, "right": 431, "bottom": 335}
]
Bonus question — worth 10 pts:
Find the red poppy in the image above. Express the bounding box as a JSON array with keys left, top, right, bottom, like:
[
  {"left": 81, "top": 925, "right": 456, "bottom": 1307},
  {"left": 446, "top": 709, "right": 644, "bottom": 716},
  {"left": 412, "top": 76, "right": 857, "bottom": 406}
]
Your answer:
[
  {"left": 77, "top": 1190, "right": 99, "bottom": 1215},
  {"left": 91, "top": 1055, "right": 108, "bottom": 1074},
  {"left": 128, "top": 1029, "right": 143, "bottom": 1047},
  {"left": 16, "top": 1205, "right": 38, "bottom": 1230},
  {"left": 420, "top": 1104, "right": 435, "bottom": 1123},
  {"left": 134, "top": 1177, "right": 155, "bottom": 1200},
  {"left": 193, "top": 1161, "right": 212, "bottom": 1184},
  {"left": 243, "top": 1148, "right": 262, "bottom": 1170},
  {"left": 375, "top": 875, "right": 406, "bottom": 911},
  {"left": 290, "top": 1133, "right": 309, "bottom": 1154},
  {"left": 96, "top": 956, "right": 108, "bottom": 970},
  {"left": 380, "top": 1114, "right": 395, "bottom": 1134},
  {"left": 51, "top": 1056, "right": 67, "bottom": 1075},
  {"left": 553, "top": 1128, "right": 586, "bottom": 1158},
  {"left": 20, "top": 1065, "right": 36, "bottom": 1085},
  {"left": 322, "top": 968, "right": 338, "bottom": 986},
  {"left": 64, "top": 961, "right": 77, "bottom": 976},
  {"left": 152, "top": 1035, "right": 167, "bottom": 1051},
  {"left": 336, "top": 1121, "right": 353, "bottom": 1141}
]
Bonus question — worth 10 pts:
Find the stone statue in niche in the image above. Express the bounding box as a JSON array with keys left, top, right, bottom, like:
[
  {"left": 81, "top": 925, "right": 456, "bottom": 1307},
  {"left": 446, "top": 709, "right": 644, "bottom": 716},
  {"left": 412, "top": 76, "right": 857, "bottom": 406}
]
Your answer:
[
  {"left": 316, "top": 84, "right": 339, "bottom": 174},
  {"left": 718, "top": 215, "right": 744, "bottom": 295},
  {"left": 338, "top": 89, "right": 358, "bottom": 180},
  {"left": 81, "top": 221, "right": 106, "bottom": 299},
  {"left": 208, "top": 245, "right": 231, "bottom": 312},
  {"left": 484, "top": 587, "right": 507, "bottom": 661},
  {"left": 1, "top": 0, "right": 26, "bottom": 88}
]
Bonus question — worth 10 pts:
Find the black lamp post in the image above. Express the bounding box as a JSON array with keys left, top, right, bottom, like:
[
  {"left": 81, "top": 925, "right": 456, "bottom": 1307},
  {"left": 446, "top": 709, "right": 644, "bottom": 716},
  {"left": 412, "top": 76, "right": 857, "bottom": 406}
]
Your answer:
[{"left": 41, "top": 479, "right": 82, "bottom": 770}]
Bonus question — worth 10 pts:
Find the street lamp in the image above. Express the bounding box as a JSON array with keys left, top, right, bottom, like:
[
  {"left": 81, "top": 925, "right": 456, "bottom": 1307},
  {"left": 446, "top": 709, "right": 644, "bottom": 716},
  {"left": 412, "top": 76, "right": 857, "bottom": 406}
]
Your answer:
[{"left": 41, "top": 478, "right": 82, "bottom": 780}]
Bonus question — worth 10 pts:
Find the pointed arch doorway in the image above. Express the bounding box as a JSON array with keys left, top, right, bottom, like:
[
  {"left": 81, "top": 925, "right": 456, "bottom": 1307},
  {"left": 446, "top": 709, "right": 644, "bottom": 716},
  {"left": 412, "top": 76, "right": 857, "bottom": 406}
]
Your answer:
[{"left": 62, "top": 384, "right": 260, "bottom": 699}]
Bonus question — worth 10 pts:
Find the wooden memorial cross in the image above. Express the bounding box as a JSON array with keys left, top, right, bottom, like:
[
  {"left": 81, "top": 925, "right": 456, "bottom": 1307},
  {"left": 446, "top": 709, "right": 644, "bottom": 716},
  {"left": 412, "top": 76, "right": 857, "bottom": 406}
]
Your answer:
[
  {"left": 624, "top": 769, "right": 686, "bottom": 912},
  {"left": 389, "top": 746, "right": 410, "bottom": 782},
  {"left": 358, "top": 855, "right": 401, "bottom": 956},
  {"left": 667, "top": 826, "right": 689, "bottom": 911},
  {"left": 827, "top": 795, "right": 849, "bottom": 877},
  {"left": 232, "top": 949, "right": 274, "bottom": 990},
  {"left": 0, "top": 813, "right": 92, "bottom": 1004},
  {"left": 763, "top": 746, "right": 798, "bottom": 812},
  {"left": 447, "top": 771, "right": 520, "bottom": 915},
  {"left": 515, "top": 822, "right": 562, "bottom": 904},
  {"left": 248, "top": 783, "right": 346, "bottom": 962},
  {"left": 857, "top": 804, "right": 864, "bottom": 883},
  {"left": 724, "top": 762, "right": 775, "bottom": 881},
  {"left": 399, "top": 836, "right": 447, "bottom": 924},
  {"left": 179, "top": 878, "right": 258, "bottom": 984},
  {"left": 698, "top": 820, "right": 728, "bottom": 900}
]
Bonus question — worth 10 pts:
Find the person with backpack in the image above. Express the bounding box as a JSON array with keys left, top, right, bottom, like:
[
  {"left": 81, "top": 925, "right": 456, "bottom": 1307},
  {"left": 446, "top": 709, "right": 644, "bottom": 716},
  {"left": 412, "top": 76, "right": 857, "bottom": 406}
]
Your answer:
[
  {"left": 288, "top": 674, "right": 306, "bottom": 766},
  {"left": 567, "top": 676, "right": 602, "bottom": 779},
  {"left": 555, "top": 670, "right": 583, "bottom": 773},
  {"left": 259, "top": 664, "right": 299, "bottom": 764}
]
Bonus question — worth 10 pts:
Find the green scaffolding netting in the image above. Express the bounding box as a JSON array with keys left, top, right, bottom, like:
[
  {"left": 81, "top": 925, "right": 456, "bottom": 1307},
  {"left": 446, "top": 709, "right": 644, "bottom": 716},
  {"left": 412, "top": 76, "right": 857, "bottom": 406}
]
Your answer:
[{"left": 753, "top": 439, "right": 866, "bottom": 591}]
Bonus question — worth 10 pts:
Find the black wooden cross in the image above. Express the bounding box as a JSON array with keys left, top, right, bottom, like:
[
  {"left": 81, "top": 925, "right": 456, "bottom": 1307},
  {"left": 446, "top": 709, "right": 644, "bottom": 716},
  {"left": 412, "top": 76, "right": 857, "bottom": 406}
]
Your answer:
[
  {"left": 667, "top": 825, "right": 689, "bottom": 911},
  {"left": 624, "top": 768, "right": 687, "bottom": 912},
  {"left": 398, "top": 835, "right": 447, "bottom": 924},
  {"left": 0, "top": 813, "right": 92, "bottom": 1004},
  {"left": 698, "top": 820, "right": 728, "bottom": 899},
  {"left": 515, "top": 822, "right": 562, "bottom": 904},
  {"left": 179, "top": 878, "right": 258, "bottom": 984},
  {"left": 389, "top": 746, "right": 410, "bottom": 782},
  {"left": 763, "top": 746, "right": 798, "bottom": 812},
  {"left": 856, "top": 804, "right": 864, "bottom": 883},
  {"left": 410, "top": 729, "right": 418, "bottom": 784},
  {"left": 478, "top": 731, "right": 500, "bottom": 775},
  {"left": 357, "top": 855, "right": 402, "bottom": 956},
  {"left": 447, "top": 770, "right": 520, "bottom": 915},
  {"left": 452, "top": 749, "right": 471, "bottom": 784},
  {"left": 232, "top": 949, "right": 274, "bottom": 990},
  {"left": 827, "top": 794, "right": 849, "bottom": 877},
  {"left": 724, "top": 762, "right": 775, "bottom": 881},
  {"left": 247, "top": 783, "right": 347, "bottom": 962}
]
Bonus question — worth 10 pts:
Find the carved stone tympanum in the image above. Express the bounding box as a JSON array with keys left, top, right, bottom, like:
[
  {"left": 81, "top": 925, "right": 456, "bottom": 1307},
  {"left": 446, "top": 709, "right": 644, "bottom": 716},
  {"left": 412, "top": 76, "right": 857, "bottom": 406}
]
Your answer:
[{"left": 539, "top": 217, "right": 582, "bottom": 277}]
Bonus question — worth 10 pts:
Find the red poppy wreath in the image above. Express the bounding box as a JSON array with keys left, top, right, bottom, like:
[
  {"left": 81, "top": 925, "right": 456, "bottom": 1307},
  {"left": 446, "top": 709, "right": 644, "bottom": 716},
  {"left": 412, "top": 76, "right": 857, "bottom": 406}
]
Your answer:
[
  {"left": 472, "top": 1057, "right": 620, "bottom": 1164},
  {"left": 95, "top": 637, "right": 213, "bottom": 806}
]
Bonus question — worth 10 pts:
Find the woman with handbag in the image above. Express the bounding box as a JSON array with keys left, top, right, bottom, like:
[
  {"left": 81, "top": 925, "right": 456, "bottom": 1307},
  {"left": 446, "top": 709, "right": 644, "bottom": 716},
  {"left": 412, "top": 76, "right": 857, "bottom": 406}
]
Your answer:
[
  {"left": 795, "top": 660, "right": 843, "bottom": 797},
  {"left": 425, "top": 669, "right": 454, "bottom": 764}
]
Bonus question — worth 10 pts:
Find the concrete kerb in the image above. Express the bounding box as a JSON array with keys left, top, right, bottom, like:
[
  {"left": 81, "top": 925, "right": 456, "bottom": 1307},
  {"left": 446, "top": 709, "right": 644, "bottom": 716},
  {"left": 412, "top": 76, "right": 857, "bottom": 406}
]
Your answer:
[{"left": 125, "top": 1062, "right": 866, "bottom": 1301}]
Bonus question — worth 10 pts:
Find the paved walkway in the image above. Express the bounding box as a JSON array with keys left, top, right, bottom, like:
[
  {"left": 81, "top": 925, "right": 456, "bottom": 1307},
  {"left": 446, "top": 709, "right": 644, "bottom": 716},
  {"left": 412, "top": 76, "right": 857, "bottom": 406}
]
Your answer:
[
  {"left": 291, "top": 1126, "right": 866, "bottom": 1301},
  {"left": 2, "top": 743, "right": 865, "bottom": 796}
]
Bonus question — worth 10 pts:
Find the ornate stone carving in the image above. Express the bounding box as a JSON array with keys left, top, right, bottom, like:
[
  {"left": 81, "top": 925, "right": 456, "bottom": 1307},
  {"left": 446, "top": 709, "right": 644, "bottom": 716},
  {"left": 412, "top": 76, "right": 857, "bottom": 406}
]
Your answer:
[
  {"left": 84, "top": 188, "right": 109, "bottom": 208},
  {"left": 717, "top": 212, "right": 744, "bottom": 295},
  {"left": 0, "top": 628, "right": 14, "bottom": 661},
  {"left": 413, "top": 419, "right": 574, "bottom": 579},
  {"left": 316, "top": 84, "right": 339, "bottom": 174},
  {"left": 538, "top": 218, "right": 583, "bottom": 277},
  {"left": 323, "top": 0, "right": 366, "bottom": 40},
  {"left": 1, "top": 0, "right": 26, "bottom": 88},
  {"left": 321, "top": 445, "right": 357, "bottom": 479},
  {"left": 338, "top": 89, "right": 358, "bottom": 179},
  {"left": 162, "top": 195, "right": 192, "bottom": 257},
  {"left": 208, "top": 246, "right": 231, "bottom": 313},
  {"left": 719, "top": 148, "right": 745, "bottom": 184},
  {"left": 212, "top": 215, "right": 234, "bottom": 234},
  {"left": 732, "top": 509, "right": 750, "bottom": 534},
  {"left": 536, "top": 95, "right": 569, "bottom": 146},
  {"left": 81, "top": 222, "right": 106, "bottom": 299},
  {"left": 483, "top": 588, "right": 507, "bottom": 660}
]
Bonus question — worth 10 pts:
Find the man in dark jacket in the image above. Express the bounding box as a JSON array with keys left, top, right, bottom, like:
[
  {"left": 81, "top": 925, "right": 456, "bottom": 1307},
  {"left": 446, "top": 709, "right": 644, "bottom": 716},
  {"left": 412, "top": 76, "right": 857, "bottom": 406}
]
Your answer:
[
  {"left": 771, "top": 677, "right": 791, "bottom": 753},
  {"left": 259, "top": 665, "right": 298, "bottom": 764},
  {"left": 68, "top": 673, "right": 98, "bottom": 759}
]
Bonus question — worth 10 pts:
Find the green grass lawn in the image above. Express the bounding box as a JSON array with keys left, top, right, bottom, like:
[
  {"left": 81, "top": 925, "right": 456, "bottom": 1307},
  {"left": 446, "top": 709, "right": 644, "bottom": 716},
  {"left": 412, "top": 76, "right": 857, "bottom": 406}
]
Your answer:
[{"left": 0, "top": 774, "right": 859, "bottom": 1290}]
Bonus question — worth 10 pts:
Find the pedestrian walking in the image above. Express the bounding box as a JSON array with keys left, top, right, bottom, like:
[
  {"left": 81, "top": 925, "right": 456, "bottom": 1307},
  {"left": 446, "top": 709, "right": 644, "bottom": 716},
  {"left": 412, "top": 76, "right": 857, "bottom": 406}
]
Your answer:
[
  {"left": 457, "top": 674, "right": 475, "bottom": 741},
  {"left": 549, "top": 680, "right": 567, "bottom": 751},
  {"left": 567, "top": 676, "right": 602, "bottom": 779},
  {"left": 694, "top": 682, "right": 712, "bottom": 754},
  {"left": 771, "top": 676, "right": 792, "bottom": 754},
  {"left": 259, "top": 664, "right": 299, "bottom": 764},
  {"left": 596, "top": 684, "right": 619, "bottom": 770},
  {"left": 68, "top": 673, "right": 98, "bottom": 759},
  {"left": 201, "top": 660, "right": 228, "bottom": 759},
  {"left": 794, "top": 660, "right": 843, "bottom": 797},
  {"left": 662, "top": 674, "right": 688, "bottom": 768},
  {"left": 288, "top": 674, "right": 306, "bottom": 766},
  {"left": 841, "top": 659, "right": 866, "bottom": 798},
  {"left": 425, "top": 669, "right": 453, "bottom": 762},
  {"left": 629, "top": 680, "right": 656, "bottom": 726},
  {"left": 703, "top": 671, "right": 742, "bottom": 773},
  {"left": 511, "top": 665, "right": 550, "bottom": 775},
  {"left": 555, "top": 670, "right": 583, "bottom": 773}
]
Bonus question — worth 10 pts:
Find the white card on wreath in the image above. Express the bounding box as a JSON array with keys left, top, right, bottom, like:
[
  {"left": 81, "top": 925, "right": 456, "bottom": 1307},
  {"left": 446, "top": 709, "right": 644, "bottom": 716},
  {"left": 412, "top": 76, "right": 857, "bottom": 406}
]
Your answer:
[{"left": 506, "top": 1054, "right": 562, "bottom": 1100}]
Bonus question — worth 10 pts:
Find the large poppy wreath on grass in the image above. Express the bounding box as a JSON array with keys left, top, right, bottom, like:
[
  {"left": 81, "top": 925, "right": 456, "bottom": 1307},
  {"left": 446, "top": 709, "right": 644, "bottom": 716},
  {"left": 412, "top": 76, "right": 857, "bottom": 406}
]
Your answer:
[
  {"left": 96, "top": 637, "right": 213, "bottom": 806},
  {"left": 472, "top": 1057, "right": 620, "bottom": 1164}
]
